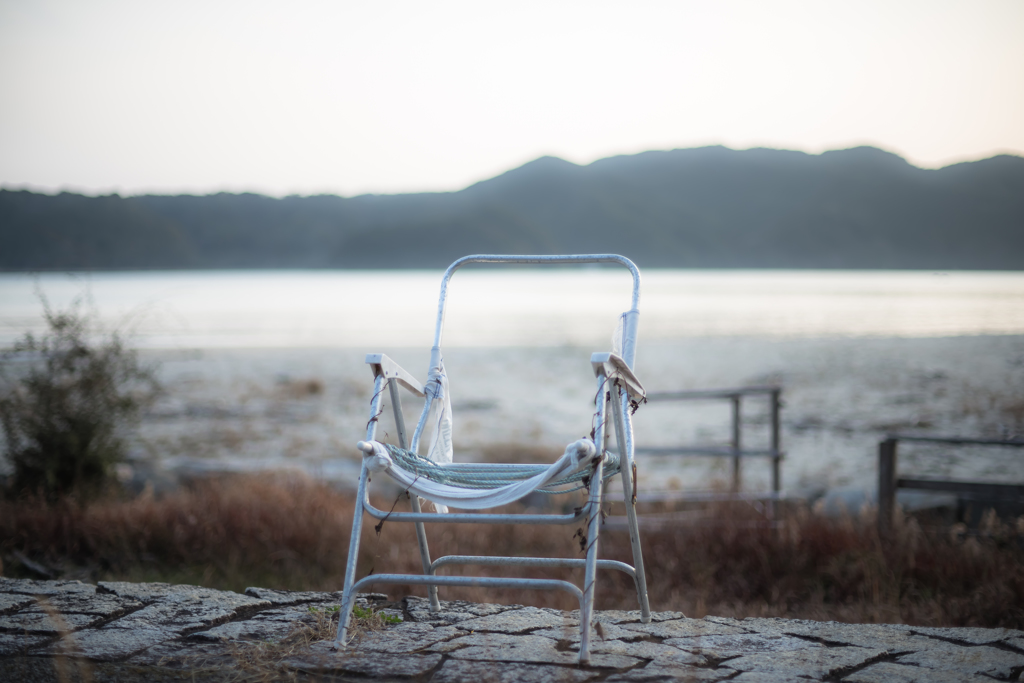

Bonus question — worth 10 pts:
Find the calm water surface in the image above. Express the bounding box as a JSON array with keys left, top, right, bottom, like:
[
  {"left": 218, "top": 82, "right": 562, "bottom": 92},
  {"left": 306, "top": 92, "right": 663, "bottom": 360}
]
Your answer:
[{"left": 1, "top": 269, "right": 1023, "bottom": 348}]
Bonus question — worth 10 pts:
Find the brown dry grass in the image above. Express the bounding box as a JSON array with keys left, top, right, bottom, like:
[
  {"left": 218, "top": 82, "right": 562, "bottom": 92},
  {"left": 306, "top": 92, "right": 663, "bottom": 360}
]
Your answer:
[
  {"left": 168, "top": 605, "right": 340, "bottom": 683},
  {"left": 0, "top": 474, "right": 350, "bottom": 590},
  {"left": 2, "top": 473, "right": 1023, "bottom": 628}
]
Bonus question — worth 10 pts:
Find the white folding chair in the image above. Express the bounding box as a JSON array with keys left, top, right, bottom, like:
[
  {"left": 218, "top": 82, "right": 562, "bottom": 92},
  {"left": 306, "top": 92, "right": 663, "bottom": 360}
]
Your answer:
[{"left": 334, "top": 254, "right": 652, "bottom": 664}]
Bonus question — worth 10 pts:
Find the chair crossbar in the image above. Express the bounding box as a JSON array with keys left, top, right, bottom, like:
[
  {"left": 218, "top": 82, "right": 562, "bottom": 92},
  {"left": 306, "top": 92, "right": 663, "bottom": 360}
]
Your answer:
[
  {"left": 431, "top": 555, "right": 639, "bottom": 581},
  {"left": 361, "top": 500, "right": 589, "bottom": 525},
  {"left": 339, "top": 575, "right": 588, "bottom": 644},
  {"left": 428, "top": 555, "right": 648, "bottom": 615},
  {"left": 344, "top": 573, "right": 585, "bottom": 607}
]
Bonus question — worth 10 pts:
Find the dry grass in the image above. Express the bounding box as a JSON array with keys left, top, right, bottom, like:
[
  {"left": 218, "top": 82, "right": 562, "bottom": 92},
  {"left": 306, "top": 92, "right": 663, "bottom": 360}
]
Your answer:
[
  {"left": 0, "top": 474, "right": 352, "bottom": 591},
  {"left": 170, "top": 605, "right": 339, "bottom": 683},
  {"left": 166, "top": 604, "right": 399, "bottom": 683},
  {"left": 222, "top": 609, "right": 336, "bottom": 683},
  {"left": 2, "top": 473, "right": 1023, "bottom": 628},
  {"left": 633, "top": 506, "right": 1024, "bottom": 627}
]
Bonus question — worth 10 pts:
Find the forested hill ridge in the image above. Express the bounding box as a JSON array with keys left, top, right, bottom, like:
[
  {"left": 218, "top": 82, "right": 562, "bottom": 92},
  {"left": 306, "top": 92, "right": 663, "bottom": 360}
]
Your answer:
[{"left": 2, "top": 146, "right": 1022, "bottom": 271}]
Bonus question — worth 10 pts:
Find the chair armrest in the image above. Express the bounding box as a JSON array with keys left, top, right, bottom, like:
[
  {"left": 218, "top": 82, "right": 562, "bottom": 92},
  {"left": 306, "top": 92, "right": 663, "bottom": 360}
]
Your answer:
[
  {"left": 591, "top": 352, "right": 646, "bottom": 400},
  {"left": 366, "top": 354, "right": 426, "bottom": 397}
]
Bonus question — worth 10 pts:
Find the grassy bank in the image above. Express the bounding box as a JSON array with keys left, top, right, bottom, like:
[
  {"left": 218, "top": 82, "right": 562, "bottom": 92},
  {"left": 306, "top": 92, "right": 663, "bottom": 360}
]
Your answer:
[{"left": 2, "top": 473, "right": 1022, "bottom": 628}]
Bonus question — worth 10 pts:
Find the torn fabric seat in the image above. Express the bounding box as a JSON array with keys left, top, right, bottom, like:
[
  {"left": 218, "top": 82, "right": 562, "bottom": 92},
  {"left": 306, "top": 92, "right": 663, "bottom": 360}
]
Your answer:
[{"left": 357, "top": 438, "right": 621, "bottom": 508}]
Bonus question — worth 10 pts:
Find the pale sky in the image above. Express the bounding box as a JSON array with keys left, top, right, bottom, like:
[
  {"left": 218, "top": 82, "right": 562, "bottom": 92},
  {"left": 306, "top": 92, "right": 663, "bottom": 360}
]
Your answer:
[{"left": 1, "top": 0, "right": 1022, "bottom": 197}]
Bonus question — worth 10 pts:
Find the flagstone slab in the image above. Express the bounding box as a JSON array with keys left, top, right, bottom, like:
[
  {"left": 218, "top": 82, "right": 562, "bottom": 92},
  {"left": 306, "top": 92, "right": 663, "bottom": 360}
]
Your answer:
[
  {"left": 664, "top": 632, "right": 823, "bottom": 659},
  {"left": 735, "top": 618, "right": 924, "bottom": 652},
  {"left": 124, "top": 638, "right": 237, "bottom": 669},
  {"left": 845, "top": 660, "right": 994, "bottom": 683},
  {"left": 455, "top": 606, "right": 576, "bottom": 634},
  {"left": 244, "top": 586, "right": 349, "bottom": 605},
  {"left": 903, "top": 625, "right": 1024, "bottom": 645},
  {"left": 45, "top": 625, "right": 176, "bottom": 661},
  {"left": 895, "top": 640, "right": 1024, "bottom": 679},
  {"left": 100, "top": 581, "right": 269, "bottom": 614},
  {"left": 0, "top": 610, "right": 107, "bottom": 635},
  {"left": 102, "top": 589, "right": 269, "bottom": 633},
  {"left": 0, "top": 578, "right": 96, "bottom": 596},
  {"left": 604, "top": 663, "right": 729, "bottom": 682},
  {"left": 432, "top": 658, "right": 600, "bottom": 683},
  {"left": 533, "top": 621, "right": 649, "bottom": 643},
  {"left": 352, "top": 621, "right": 461, "bottom": 654},
  {"left": 0, "top": 633, "right": 49, "bottom": 657},
  {"left": 574, "top": 638, "right": 708, "bottom": 664},
  {"left": 1, "top": 579, "right": 1020, "bottom": 681},
  {"left": 189, "top": 600, "right": 344, "bottom": 643},
  {"left": 0, "top": 594, "right": 36, "bottom": 614},
  {"left": 729, "top": 672, "right": 822, "bottom": 683},
  {"left": 720, "top": 645, "right": 887, "bottom": 679},
  {"left": 188, "top": 612, "right": 309, "bottom": 643},
  {"left": 573, "top": 609, "right": 688, "bottom": 624},
  {"left": 620, "top": 617, "right": 749, "bottom": 640},
  {"left": 34, "top": 591, "right": 142, "bottom": 617},
  {"left": 285, "top": 641, "right": 443, "bottom": 678},
  {"left": 443, "top": 632, "right": 639, "bottom": 669},
  {"left": 404, "top": 596, "right": 523, "bottom": 626}
]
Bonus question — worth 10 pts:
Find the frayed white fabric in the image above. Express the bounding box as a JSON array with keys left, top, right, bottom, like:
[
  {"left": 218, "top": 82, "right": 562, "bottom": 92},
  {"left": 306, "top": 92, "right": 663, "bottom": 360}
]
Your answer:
[
  {"left": 424, "top": 362, "right": 453, "bottom": 465},
  {"left": 422, "top": 355, "right": 453, "bottom": 512},
  {"left": 612, "top": 312, "right": 626, "bottom": 357},
  {"left": 362, "top": 445, "right": 392, "bottom": 473},
  {"left": 357, "top": 439, "right": 599, "bottom": 511}
]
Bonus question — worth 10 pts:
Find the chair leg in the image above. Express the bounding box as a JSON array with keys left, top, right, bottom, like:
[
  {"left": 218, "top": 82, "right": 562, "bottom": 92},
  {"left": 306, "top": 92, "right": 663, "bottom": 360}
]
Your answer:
[
  {"left": 389, "top": 380, "right": 440, "bottom": 611},
  {"left": 612, "top": 390, "right": 652, "bottom": 622},
  {"left": 336, "top": 465, "right": 370, "bottom": 647},
  {"left": 410, "top": 496, "right": 441, "bottom": 611},
  {"left": 579, "top": 456, "right": 605, "bottom": 664}
]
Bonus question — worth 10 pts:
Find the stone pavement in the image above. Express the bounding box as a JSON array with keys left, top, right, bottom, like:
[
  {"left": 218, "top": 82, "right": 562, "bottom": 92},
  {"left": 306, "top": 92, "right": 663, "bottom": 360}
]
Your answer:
[{"left": 1, "top": 578, "right": 1022, "bottom": 682}]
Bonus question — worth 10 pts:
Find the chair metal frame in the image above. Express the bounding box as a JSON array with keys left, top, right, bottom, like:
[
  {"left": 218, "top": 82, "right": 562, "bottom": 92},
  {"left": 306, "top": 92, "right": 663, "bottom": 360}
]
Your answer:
[{"left": 334, "top": 254, "right": 652, "bottom": 663}]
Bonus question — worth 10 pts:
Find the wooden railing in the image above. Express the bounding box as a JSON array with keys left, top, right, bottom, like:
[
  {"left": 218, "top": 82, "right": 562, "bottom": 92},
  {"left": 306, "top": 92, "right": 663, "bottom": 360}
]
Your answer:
[
  {"left": 877, "top": 434, "right": 1024, "bottom": 535},
  {"left": 635, "top": 386, "right": 783, "bottom": 497}
]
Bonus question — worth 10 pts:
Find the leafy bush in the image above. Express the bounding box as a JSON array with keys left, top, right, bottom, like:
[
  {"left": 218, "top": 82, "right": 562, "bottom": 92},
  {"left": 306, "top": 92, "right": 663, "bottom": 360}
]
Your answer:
[{"left": 0, "top": 298, "right": 157, "bottom": 500}]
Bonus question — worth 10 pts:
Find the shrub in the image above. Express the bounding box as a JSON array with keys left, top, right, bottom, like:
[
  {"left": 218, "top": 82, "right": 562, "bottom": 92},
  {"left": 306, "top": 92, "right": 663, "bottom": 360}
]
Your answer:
[{"left": 0, "top": 297, "right": 157, "bottom": 500}]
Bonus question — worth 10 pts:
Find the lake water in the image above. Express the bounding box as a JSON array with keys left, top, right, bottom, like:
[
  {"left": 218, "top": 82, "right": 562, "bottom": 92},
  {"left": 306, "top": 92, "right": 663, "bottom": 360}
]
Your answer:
[
  {"left": 1, "top": 269, "right": 1022, "bottom": 498},
  {"left": 2, "top": 269, "right": 1023, "bottom": 348}
]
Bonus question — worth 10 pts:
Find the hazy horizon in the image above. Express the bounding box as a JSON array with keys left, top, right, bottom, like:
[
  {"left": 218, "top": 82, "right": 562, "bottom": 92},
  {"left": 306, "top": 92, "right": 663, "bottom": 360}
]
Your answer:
[{"left": 3, "top": 144, "right": 1020, "bottom": 201}]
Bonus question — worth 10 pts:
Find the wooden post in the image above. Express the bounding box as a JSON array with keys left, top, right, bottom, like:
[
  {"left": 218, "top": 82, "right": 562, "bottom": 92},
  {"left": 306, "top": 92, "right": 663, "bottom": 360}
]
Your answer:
[
  {"left": 769, "top": 389, "right": 782, "bottom": 522},
  {"left": 731, "top": 395, "right": 742, "bottom": 492},
  {"left": 878, "top": 438, "right": 898, "bottom": 537},
  {"left": 770, "top": 389, "right": 781, "bottom": 495}
]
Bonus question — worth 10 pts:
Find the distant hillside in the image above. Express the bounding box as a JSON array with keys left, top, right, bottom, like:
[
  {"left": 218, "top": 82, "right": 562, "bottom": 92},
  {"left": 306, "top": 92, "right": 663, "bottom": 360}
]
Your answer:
[{"left": 2, "top": 146, "right": 1023, "bottom": 270}]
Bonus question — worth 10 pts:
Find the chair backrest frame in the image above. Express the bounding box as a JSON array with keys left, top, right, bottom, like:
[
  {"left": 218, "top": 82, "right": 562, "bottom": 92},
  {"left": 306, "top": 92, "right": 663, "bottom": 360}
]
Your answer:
[{"left": 410, "top": 254, "right": 642, "bottom": 454}]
